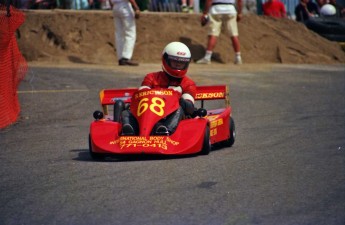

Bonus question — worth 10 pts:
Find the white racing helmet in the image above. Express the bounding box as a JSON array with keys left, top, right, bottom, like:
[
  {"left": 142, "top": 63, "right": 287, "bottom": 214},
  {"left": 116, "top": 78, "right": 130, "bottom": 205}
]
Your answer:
[
  {"left": 162, "top": 42, "right": 191, "bottom": 79},
  {"left": 320, "top": 4, "right": 336, "bottom": 16}
]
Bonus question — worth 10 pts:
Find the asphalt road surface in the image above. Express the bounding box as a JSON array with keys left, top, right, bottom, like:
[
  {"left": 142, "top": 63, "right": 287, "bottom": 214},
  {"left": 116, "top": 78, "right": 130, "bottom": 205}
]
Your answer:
[{"left": 1, "top": 63, "right": 344, "bottom": 225}]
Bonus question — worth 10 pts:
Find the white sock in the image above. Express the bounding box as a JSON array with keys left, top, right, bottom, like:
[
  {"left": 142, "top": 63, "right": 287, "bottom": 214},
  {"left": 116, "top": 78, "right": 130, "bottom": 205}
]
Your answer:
[{"left": 205, "top": 51, "right": 212, "bottom": 61}]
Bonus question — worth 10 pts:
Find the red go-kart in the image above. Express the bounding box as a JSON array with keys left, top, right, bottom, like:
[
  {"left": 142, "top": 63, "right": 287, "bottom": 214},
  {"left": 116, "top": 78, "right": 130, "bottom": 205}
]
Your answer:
[{"left": 89, "top": 85, "right": 235, "bottom": 160}]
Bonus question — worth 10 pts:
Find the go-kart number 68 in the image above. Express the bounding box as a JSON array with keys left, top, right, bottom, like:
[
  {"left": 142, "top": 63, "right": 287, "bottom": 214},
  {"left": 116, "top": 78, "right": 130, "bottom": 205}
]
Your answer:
[{"left": 137, "top": 97, "right": 165, "bottom": 117}]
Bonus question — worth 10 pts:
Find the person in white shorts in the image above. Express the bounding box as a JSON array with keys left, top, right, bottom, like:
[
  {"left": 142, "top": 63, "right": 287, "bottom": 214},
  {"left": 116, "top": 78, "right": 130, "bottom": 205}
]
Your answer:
[
  {"left": 109, "top": 0, "right": 140, "bottom": 66},
  {"left": 196, "top": 0, "right": 243, "bottom": 65}
]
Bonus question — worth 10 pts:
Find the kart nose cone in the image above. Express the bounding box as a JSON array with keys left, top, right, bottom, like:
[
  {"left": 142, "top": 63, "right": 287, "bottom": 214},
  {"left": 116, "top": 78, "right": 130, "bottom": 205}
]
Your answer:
[{"left": 93, "top": 110, "right": 104, "bottom": 120}]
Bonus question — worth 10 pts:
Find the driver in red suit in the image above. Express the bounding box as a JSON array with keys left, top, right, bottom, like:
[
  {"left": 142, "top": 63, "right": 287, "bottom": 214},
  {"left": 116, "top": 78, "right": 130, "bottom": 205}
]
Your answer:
[{"left": 122, "top": 42, "right": 197, "bottom": 135}]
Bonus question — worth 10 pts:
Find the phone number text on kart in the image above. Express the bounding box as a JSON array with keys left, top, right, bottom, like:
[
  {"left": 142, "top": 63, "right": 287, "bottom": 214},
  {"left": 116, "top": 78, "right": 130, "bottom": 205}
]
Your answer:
[{"left": 110, "top": 136, "right": 180, "bottom": 150}]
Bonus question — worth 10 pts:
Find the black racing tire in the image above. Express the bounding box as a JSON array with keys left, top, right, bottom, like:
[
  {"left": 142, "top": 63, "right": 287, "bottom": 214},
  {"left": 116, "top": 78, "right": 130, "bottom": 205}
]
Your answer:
[
  {"left": 304, "top": 18, "right": 345, "bottom": 41},
  {"left": 320, "top": 34, "right": 345, "bottom": 42},
  {"left": 222, "top": 117, "right": 236, "bottom": 147},
  {"left": 113, "top": 100, "right": 125, "bottom": 122},
  {"left": 200, "top": 125, "right": 211, "bottom": 155},
  {"left": 89, "top": 134, "right": 104, "bottom": 161}
]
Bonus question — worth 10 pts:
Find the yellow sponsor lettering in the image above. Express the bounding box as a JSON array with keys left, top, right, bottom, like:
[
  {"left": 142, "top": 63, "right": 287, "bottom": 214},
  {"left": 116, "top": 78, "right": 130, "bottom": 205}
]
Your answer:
[
  {"left": 135, "top": 90, "right": 173, "bottom": 99},
  {"left": 209, "top": 118, "right": 223, "bottom": 129},
  {"left": 166, "top": 137, "right": 179, "bottom": 146},
  {"left": 113, "top": 136, "right": 176, "bottom": 150},
  {"left": 153, "top": 90, "right": 173, "bottom": 96},
  {"left": 109, "top": 136, "right": 181, "bottom": 150},
  {"left": 196, "top": 92, "right": 224, "bottom": 99},
  {"left": 210, "top": 128, "right": 217, "bottom": 136},
  {"left": 149, "top": 136, "right": 164, "bottom": 141},
  {"left": 120, "top": 136, "right": 148, "bottom": 141},
  {"left": 210, "top": 120, "right": 218, "bottom": 129},
  {"left": 109, "top": 139, "right": 120, "bottom": 145},
  {"left": 206, "top": 115, "right": 219, "bottom": 121}
]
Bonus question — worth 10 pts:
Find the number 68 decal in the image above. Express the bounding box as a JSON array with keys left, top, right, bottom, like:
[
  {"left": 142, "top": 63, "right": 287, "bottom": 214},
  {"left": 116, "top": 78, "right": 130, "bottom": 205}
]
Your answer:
[{"left": 137, "top": 97, "right": 165, "bottom": 117}]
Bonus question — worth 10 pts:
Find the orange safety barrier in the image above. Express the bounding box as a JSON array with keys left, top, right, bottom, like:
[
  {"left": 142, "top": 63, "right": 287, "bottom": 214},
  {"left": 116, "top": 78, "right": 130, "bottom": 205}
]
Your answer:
[{"left": 0, "top": 5, "right": 27, "bottom": 129}]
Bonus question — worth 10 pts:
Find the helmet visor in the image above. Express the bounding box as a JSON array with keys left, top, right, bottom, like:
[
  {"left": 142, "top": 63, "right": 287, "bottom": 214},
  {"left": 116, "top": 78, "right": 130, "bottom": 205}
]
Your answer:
[{"left": 167, "top": 55, "right": 190, "bottom": 70}]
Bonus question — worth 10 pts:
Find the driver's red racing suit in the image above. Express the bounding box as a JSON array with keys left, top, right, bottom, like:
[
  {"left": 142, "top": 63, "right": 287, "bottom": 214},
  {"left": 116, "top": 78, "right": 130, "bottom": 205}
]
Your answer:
[
  {"left": 136, "top": 71, "right": 197, "bottom": 133},
  {"left": 140, "top": 71, "right": 197, "bottom": 106}
]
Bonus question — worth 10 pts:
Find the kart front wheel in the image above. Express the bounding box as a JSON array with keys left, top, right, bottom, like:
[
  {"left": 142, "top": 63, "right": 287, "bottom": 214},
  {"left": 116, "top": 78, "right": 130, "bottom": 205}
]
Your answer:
[
  {"left": 222, "top": 117, "right": 235, "bottom": 147},
  {"left": 200, "top": 126, "right": 211, "bottom": 155},
  {"left": 89, "top": 134, "right": 105, "bottom": 161}
]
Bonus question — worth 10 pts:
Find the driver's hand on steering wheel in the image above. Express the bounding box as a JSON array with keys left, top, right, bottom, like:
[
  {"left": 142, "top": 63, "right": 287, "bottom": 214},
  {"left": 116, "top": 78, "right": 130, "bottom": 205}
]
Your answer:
[{"left": 168, "top": 86, "right": 182, "bottom": 93}]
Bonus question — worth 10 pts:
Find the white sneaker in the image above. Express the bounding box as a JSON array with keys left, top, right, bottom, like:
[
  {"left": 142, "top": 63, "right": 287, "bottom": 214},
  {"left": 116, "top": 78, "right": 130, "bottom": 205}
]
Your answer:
[
  {"left": 196, "top": 58, "right": 211, "bottom": 64},
  {"left": 181, "top": 5, "right": 188, "bottom": 13},
  {"left": 234, "top": 56, "right": 242, "bottom": 65}
]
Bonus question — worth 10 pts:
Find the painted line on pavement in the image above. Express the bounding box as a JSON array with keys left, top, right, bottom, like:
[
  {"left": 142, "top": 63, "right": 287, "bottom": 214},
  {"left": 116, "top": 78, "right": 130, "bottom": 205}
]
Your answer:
[{"left": 17, "top": 89, "right": 89, "bottom": 94}]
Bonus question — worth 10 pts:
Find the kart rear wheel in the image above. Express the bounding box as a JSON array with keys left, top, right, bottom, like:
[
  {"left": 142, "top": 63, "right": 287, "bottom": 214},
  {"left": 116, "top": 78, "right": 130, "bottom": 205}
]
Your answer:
[
  {"left": 222, "top": 117, "right": 235, "bottom": 147},
  {"left": 89, "top": 134, "right": 105, "bottom": 161},
  {"left": 200, "top": 126, "right": 211, "bottom": 155}
]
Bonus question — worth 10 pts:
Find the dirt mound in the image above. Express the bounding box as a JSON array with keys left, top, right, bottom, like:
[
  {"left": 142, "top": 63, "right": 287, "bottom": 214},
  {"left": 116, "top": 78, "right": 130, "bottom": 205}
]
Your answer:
[{"left": 17, "top": 10, "right": 345, "bottom": 65}]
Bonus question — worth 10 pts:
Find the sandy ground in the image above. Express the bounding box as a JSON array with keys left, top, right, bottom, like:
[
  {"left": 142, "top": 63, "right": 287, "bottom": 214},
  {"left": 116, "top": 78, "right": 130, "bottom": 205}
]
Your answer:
[{"left": 16, "top": 10, "right": 345, "bottom": 65}]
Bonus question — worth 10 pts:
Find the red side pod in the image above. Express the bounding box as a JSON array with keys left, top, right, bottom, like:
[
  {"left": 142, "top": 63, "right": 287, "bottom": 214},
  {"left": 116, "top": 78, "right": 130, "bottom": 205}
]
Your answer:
[
  {"left": 208, "top": 107, "right": 231, "bottom": 144},
  {"left": 90, "top": 120, "right": 121, "bottom": 153}
]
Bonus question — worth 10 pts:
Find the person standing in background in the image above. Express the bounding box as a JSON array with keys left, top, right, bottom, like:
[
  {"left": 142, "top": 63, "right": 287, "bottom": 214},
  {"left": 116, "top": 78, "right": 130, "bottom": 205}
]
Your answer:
[
  {"left": 244, "top": 0, "right": 257, "bottom": 14},
  {"left": 262, "top": 0, "right": 287, "bottom": 18},
  {"left": 109, "top": 0, "right": 140, "bottom": 66},
  {"left": 329, "top": 0, "right": 345, "bottom": 17},
  {"left": 316, "top": 0, "right": 326, "bottom": 10},
  {"left": 295, "top": 0, "right": 320, "bottom": 22},
  {"left": 181, "top": 0, "right": 194, "bottom": 13},
  {"left": 136, "top": 0, "right": 148, "bottom": 11},
  {"left": 196, "top": 0, "right": 243, "bottom": 65}
]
